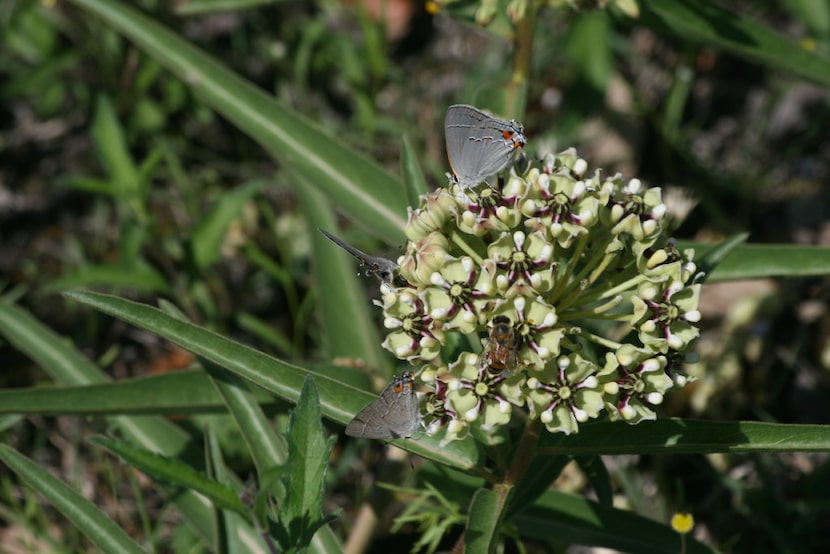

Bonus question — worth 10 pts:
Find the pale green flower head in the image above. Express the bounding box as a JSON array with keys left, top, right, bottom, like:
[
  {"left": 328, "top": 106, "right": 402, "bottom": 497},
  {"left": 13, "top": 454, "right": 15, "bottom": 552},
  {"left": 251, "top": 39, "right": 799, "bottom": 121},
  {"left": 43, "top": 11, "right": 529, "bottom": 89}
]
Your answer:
[{"left": 375, "top": 149, "right": 701, "bottom": 443}]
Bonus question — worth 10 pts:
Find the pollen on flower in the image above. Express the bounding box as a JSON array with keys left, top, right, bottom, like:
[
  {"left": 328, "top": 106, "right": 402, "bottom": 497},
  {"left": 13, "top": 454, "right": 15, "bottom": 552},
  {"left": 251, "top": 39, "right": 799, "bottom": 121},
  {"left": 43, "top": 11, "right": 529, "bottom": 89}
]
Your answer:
[{"left": 372, "top": 147, "right": 700, "bottom": 443}]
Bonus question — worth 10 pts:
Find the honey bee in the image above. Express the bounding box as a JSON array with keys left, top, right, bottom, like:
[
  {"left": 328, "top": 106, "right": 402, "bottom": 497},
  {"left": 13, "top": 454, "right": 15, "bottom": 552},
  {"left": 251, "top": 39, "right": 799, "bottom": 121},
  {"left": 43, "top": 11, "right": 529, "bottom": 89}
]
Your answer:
[{"left": 479, "top": 315, "right": 520, "bottom": 375}]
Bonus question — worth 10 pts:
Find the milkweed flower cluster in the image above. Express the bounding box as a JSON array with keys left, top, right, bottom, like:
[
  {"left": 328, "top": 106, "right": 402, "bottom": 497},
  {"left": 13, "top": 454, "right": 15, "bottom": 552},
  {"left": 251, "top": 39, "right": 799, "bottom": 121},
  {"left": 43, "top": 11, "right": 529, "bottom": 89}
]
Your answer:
[{"left": 379, "top": 149, "right": 701, "bottom": 444}]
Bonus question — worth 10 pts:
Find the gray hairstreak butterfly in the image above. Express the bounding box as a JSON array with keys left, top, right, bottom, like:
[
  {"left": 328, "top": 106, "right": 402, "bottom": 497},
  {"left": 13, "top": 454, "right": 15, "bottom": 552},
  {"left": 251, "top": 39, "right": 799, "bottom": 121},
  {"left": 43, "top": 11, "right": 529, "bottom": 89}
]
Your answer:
[
  {"left": 345, "top": 372, "right": 420, "bottom": 439},
  {"left": 319, "top": 229, "right": 406, "bottom": 286},
  {"left": 444, "top": 104, "right": 526, "bottom": 190}
]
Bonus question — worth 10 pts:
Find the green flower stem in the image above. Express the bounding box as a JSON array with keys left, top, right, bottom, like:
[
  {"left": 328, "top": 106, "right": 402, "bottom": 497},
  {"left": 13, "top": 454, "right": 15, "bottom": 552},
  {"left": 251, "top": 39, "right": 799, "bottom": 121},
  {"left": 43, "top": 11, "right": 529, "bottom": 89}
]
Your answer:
[
  {"left": 555, "top": 278, "right": 590, "bottom": 314},
  {"left": 507, "top": 0, "right": 539, "bottom": 118},
  {"left": 483, "top": 419, "right": 544, "bottom": 531},
  {"left": 564, "top": 270, "right": 637, "bottom": 311},
  {"left": 550, "top": 234, "right": 611, "bottom": 305},
  {"left": 579, "top": 329, "right": 624, "bottom": 351},
  {"left": 573, "top": 239, "right": 618, "bottom": 286},
  {"left": 450, "top": 229, "right": 485, "bottom": 265},
  {"left": 559, "top": 295, "right": 624, "bottom": 320},
  {"left": 547, "top": 235, "right": 589, "bottom": 303},
  {"left": 585, "top": 247, "right": 625, "bottom": 287},
  {"left": 597, "top": 273, "right": 649, "bottom": 300},
  {"left": 506, "top": 417, "right": 542, "bottom": 484}
]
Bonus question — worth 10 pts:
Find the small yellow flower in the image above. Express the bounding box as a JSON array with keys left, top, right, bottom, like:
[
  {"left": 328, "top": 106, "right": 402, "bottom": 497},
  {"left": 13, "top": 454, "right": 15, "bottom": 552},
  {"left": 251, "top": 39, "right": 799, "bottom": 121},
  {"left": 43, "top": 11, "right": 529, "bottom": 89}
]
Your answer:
[
  {"left": 801, "top": 37, "right": 817, "bottom": 51},
  {"left": 671, "top": 512, "right": 694, "bottom": 534}
]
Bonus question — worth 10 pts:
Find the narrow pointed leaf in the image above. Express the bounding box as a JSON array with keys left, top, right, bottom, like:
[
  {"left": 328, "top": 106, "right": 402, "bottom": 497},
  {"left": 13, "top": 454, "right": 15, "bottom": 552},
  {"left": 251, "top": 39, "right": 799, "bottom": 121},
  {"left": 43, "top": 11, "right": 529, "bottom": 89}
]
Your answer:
[
  {"left": 401, "top": 133, "right": 428, "bottom": 208},
  {"left": 540, "top": 418, "right": 830, "bottom": 455},
  {"left": 631, "top": 0, "right": 830, "bottom": 88},
  {"left": 466, "top": 488, "right": 501, "bottom": 554},
  {"left": 63, "top": 290, "right": 483, "bottom": 471},
  {"left": 91, "top": 437, "right": 249, "bottom": 517},
  {"left": 68, "top": 0, "right": 407, "bottom": 242},
  {"left": 0, "top": 445, "right": 145, "bottom": 554},
  {"left": 299, "top": 183, "right": 386, "bottom": 370}
]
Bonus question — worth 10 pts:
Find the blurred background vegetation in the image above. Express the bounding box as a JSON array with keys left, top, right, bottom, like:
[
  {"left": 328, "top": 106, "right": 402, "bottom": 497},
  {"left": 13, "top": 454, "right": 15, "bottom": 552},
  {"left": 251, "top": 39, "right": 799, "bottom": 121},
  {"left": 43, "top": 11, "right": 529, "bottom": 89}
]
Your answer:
[{"left": 1, "top": 0, "right": 829, "bottom": 552}]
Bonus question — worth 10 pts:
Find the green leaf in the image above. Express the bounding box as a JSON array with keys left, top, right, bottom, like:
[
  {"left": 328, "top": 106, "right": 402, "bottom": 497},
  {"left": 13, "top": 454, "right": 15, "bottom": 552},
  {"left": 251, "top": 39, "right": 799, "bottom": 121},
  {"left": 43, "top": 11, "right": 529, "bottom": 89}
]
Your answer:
[
  {"left": 503, "top": 455, "right": 569, "bottom": 521},
  {"left": 68, "top": 0, "right": 408, "bottom": 243},
  {"left": 202, "top": 358, "right": 349, "bottom": 553},
  {"left": 42, "top": 262, "right": 170, "bottom": 294},
  {"left": 518, "top": 488, "right": 714, "bottom": 554},
  {"left": 174, "top": 0, "right": 285, "bottom": 16},
  {"left": 0, "top": 301, "right": 251, "bottom": 548},
  {"left": 275, "top": 377, "right": 336, "bottom": 551},
  {"left": 62, "top": 290, "right": 483, "bottom": 471},
  {"left": 540, "top": 418, "right": 830, "bottom": 455},
  {"left": 566, "top": 11, "right": 613, "bottom": 91},
  {"left": 687, "top": 242, "right": 830, "bottom": 281},
  {"left": 60, "top": 176, "right": 126, "bottom": 196},
  {"left": 190, "top": 180, "right": 263, "bottom": 271},
  {"left": 203, "top": 361, "right": 288, "bottom": 469},
  {"left": 401, "top": 133, "right": 428, "bottom": 208},
  {"left": 0, "top": 445, "right": 145, "bottom": 554},
  {"left": 689, "top": 233, "right": 748, "bottom": 282},
  {"left": 419, "top": 462, "right": 712, "bottom": 554},
  {"left": 299, "top": 183, "right": 386, "bottom": 370},
  {"left": 466, "top": 488, "right": 502, "bottom": 554},
  {"left": 236, "top": 312, "right": 294, "bottom": 356},
  {"left": 91, "top": 95, "right": 142, "bottom": 198},
  {"left": 780, "top": 0, "right": 830, "bottom": 37},
  {"left": 575, "top": 456, "right": 613, "bottom": 507},
  {"left": 91, "top": 436, "right": 249, "bottom": 518},
  {"left": 202, "top": 425, "right": 270, "bottom": 554},
  {"left": 0, "top": 369, "right": 236, "bottom": 415},
  {"left": 630, "top": 0, "right": 830, "bottom": 88}
]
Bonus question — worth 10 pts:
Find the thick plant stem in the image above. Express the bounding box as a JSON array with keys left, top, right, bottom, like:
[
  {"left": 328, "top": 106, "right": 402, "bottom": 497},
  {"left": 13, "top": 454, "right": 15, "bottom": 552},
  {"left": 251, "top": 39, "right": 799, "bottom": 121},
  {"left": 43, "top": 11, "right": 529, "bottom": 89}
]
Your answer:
[
  {"left": 507, "top": 1, "right": 540, "bottom": 119},
  {"left": 507, "top": 416, "right": 542, "bottom": 485},
  {"left": 479, "top": 418, "right": 543, "bottom": 548}
]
